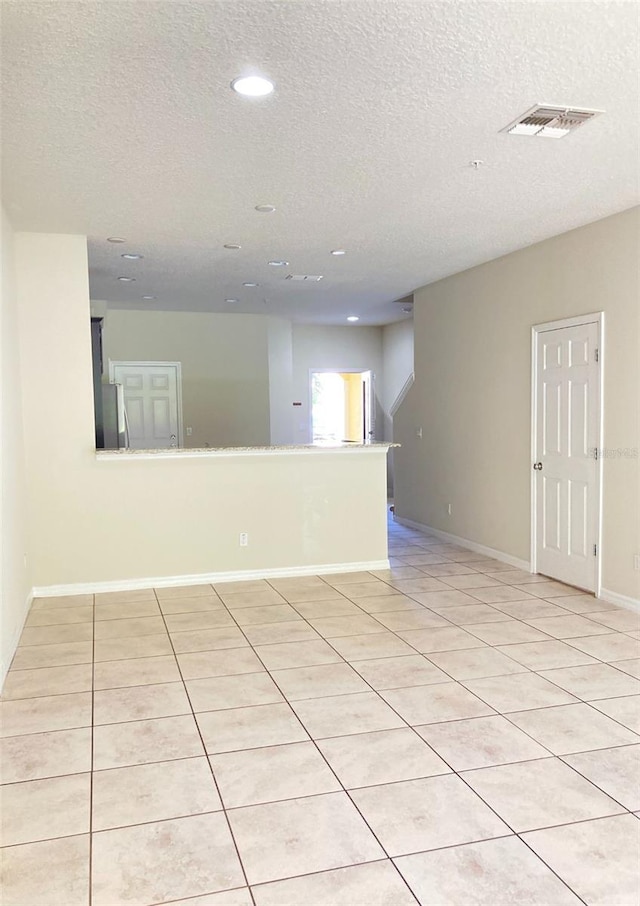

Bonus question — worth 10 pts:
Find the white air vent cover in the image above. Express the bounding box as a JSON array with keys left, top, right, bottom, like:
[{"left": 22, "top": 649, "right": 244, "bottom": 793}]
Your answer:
[
  {"left": 502, "top": 104, "right": 603, "bottom": 139},
  {"left": 285, "top": 274, "right": 324, "bottom": 282}
]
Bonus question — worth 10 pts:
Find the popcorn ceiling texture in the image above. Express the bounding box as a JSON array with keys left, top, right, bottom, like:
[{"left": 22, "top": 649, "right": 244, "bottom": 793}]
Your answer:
[{"left": 1, "top": 0, "right": 638, "bottom": 323}]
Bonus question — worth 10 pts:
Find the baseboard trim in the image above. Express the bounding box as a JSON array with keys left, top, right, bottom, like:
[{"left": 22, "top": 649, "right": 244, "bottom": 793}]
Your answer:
[
  {"left": 1, "top": 588, "right": 34, "bottom": 689},
  {"left": 32, "top": 559, "right": 391, "bottom": 598},
  {"left": 599, "top": 587, "right": 640, "bottom": 613},
  {"left": 393, "top": 516, "right": 531, "bottom": 572}
]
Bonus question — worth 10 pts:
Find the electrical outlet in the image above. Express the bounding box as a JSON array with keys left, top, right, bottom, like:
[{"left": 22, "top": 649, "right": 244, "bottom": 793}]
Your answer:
[
  {"left": 415, "top": 427, "right": 423, "bottom": 438},
  {"left": 447, "top": 504, "right": 452, "bottom": 516},
  {"left": 634, "top": 555, "right": 640, "bottom": 571},
  {"left": 239, "top": 532, "right": 249, "bottom": 547},
  {"left": 186, "top": 427, "right": 192, "bottom": 436}
]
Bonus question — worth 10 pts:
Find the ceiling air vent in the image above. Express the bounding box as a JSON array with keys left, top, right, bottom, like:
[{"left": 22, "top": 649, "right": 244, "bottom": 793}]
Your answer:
[
  {"left": 502, "top": 104, "right": 603, "bottom": 139},
  {"left": 285, "top": 274, "right": 324, "bottom": 282}
]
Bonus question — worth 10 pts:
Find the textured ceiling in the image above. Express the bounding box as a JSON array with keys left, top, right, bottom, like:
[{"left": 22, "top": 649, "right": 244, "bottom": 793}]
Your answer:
[{"left": 2, "top": 0, "right": 638, "bottom": 325}]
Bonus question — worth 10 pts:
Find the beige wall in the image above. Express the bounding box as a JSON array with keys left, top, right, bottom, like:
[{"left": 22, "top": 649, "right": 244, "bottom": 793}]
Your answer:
[
  {"left": 102, "top": 309, "right": 271, "bottom": 447},
  {"left": 267, "top": 317, "right": 294, "bottom": 445},
  {"left": 1, "top": 209, "right": 31, "bottom": 681},
  {"left": 292, "top": 325, "right": 384, "bottom": 443},
  {"left": 15, "top": 232, "right": 388, "bottom": 590},
  {"left": 381, "top": 318, "right": 414, "bottom": 494},
  {"left": 394, "top": 207, "right": 640, "bottom": 600}
]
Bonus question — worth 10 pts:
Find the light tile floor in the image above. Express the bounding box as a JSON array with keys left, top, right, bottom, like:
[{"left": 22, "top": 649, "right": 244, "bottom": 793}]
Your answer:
[{"left": 2, "top": 514, "right": 640, "bottom": 905}]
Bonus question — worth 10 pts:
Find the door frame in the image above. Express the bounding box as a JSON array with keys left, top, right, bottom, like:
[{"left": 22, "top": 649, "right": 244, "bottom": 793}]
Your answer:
[
  {"left": 530, "top": 312, "right": 604, "bottom": 594},
  {"left": 108, "top": 360, "right": 184, "bottom": 448},
  {"left": 308, "top": 368, "right": 375, "bottom": 444}
]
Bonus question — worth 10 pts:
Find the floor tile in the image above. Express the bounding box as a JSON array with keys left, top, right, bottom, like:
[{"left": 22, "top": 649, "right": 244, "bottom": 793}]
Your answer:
[
  {"left": 547, "top": 593, "right": 616, "bottom": 614},
  {"left": 31, "top": 594, "right": 93, "bottom": 610},
  {"left": 467, "top": 585, "right": 537, "bottom": 604},
  {"left": 421, "top": 563, "right": 479, "bottom": 577},
  {"left": 232, "top": 604, "right": 302, "bottom": 626},
  {"left": 95, "top": 589, "right": 156, "bottom": 605},
  {"left": 564, "top": 744, "right": 640, "bottom": 810},
  {"left": 370, "top": 566, "right": 429, "bottom": 580},
  {"left": 177, "top": 647, "right": 265, "bottom": 679},
  {"left": 429, "top": 603, "right": 512, "bottom": 625},
  {"left": 1, "top": 726, "right": 91, "bottom": 784},
  {"left": 484, "top": 569, "right": 549, "bottom": 585},
  {"left": 94, "top": 681, "right": 191, "bottom": 724},
  {"left": 210, "top": 741, "right": 340, "bottom": 807},
  {"left": 351, "top": 654, "right": 449, "bottom": 690},
  {"left": 268, "top": 576, "right": 329, "bottom": 592},
  {"left": 214, "top": 579, "right": 272, "bottom": 594},
  {"left": 252, "top": 860, "right": 417, "bottom": 906},
  {"left": 587, "top": 609, "right": 640, "bottom": 632},
  {"left": 0, "top": 773, "right": 90, "bottom": 846},
  {"left": 93, "top": 714, "right": 204, "bottom": 769},
  {"left": 164, "top": 610, "right": 238, "bottom": 632},
  {"left": 92, "top": 813, "right": 244, "bottom": 905},
  {"left": 291, "top": 690, "right": 405, "bottom": 738},
  {"left": 308, "top": 613, "right": 387, "bottom": 638},
  {"left": 461, "top": 757, "right": 624, "bottom": 831},
  {"left": 397, "top": 626, "right": 487, "bottom": 653},
  {"left": 494, "top": 599, "right": 574, "bottom": 619},
  {"left": 568, "top": 632, "right": 640, "bottom": 662},
  {"left": 320, "top": 571, "right": 378, "bottom": 585},
  {"left": 94, "top": 633, "right": 173, "bottom": 662},
  {"left": 385, "top": 578, "right": 450, "bottom": 595},
  {"left": 186, "top": 673, "right": 283, "bottom": 712},
  {"left": 426, "top": 647, "right": 527, "bottom": 680},
  {"left": 524, "top": 614, "right": 611, "bottom": 639},
  {"left": 466, "top": 620, "right": 552, "bottom": 645},
  {"left": 394, "top": 836, "right": 581, "bottom": 905},
  {"left": 329, "top": 632, "right": 417, "bottom": 660},
  {"left": 253, "top": 639, "right": 343, "bottom": 670},
  {"left": 25, "top": 605, "right": 93, "bottom": 626},
  {"left": 93, "top": 654, "right": 181, "bottom": 689},
  {"left": 18, "top": 622, "right": 93, "bottom": 646},
  {"left": 292, "top": 598, "right": 362, "bottom": 618},
  {"left": 92, "top": 756, "right": 221, "bottom": 830},
  {"left": 1, "top": 664, "right": 92, "bottom": 700},
  {"left": 373, "top": 610, "right": 449, "bottom": 631},
  {"left": 197, "top": 703, "right": 308, "bottom": 753},
  {"left": 272, "top": 586, "right": 345, "bottom": 604},
  {"left": 161, "top": 889, "right": 252, "bottom": 905},
  {"left": 380, "top": 682, "right": 494, "bottom": 725},
  {"left": 351, "top": 774, "right": 509, "bottom": 856},
  {"left": 171, "top": 626, "right": 249, "bottom": 653},
  {"left": 0, "top": 691, "right": 91, "bottom": 737},
  {"left": 95, "top": 601, "right": 163, "bottom": 623},
  {"left": 0, "top": 834, "right": 89, "bottom": 906},
  {"left": 159, "top": 594, "right": 225, "bottom": 614},
  {"left": 155, "top": 583, "right": 214, "bottom": 600},
  {"left": 514, "top": 580, "right": 584, "bottom": 598},
  {"left": 271, "top": 662, "right": 369, "bottom": 700},
  {"left": 243, "top": 620, "right": 320, "bottom": 646},
  {"left": 94, "top": 615, "right": 167, "bottom": 640},
  {"left": 508, "top": 702, "right": 640, "bottom": 754},
  {"left": 539, "top": 663, "right": 640, "bottom": 700},
  {"left": 613, "top": 657, "right": 640, "bottom": 678},
  {"left": 416, "top": 714, "right": 549, "bottom": 770},
  {"left": 463, "top": 672, "right": 578, "bottom": 712},
  {"left": 317, "top": 727, "right": 450, "bottom": 788},
  {"left": 440, "top": 573, "right": 507, "bottom": 589},
  {"left": 352, "top": 593, "right": 424, "bottom": 614},
  {"left": 10, "top": 640, "right": 93, "bottom": 670},
  {"left": 523, "top": 814, "right": 640, "bottom": 906},
  {"left": 590, "top": 695, "right": 640, "bottom": 734},
  {"left": 407, "top": 590, "right": 481, "bottom": 608},
  {"left": 496, "top": 640, "right": 597, "bottom": 669},
  {"left": 227, "top": 792, "right": 384, "bottom": 885}
]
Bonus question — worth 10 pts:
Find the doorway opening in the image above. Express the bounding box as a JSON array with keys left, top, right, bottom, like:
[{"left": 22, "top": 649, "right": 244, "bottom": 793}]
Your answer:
[{"left": 311, "top": 370, "right": 374, "bottom": 444}]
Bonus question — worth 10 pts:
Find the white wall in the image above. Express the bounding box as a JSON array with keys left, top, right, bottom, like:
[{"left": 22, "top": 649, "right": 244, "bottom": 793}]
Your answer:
[
  {"left": 267, "top": 317, "right": 294, "bottom": 445},
  {"left": 292, "top": 325, "right": 384, "bottom": 443},
  {"left": 14, "top": 233, "right": 388, "bottom": 592},
  {"left": 102, "top": 309, "right": 271, "bottom": 447},
  {"left": 394, "top": 207, "right": 640, "bottom": 602},
  {"left": 1, "top": 208, "right": 31, "bottom": 683},
  {"left": 381, "top": 319, "right": 414, "bottom": 495}
]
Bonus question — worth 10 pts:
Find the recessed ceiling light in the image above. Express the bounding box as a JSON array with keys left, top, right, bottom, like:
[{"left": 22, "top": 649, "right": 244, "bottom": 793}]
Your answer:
[
  {"left": 347, "top": 316, "right": 359, "bottom": 322},
  {"left": 142, "top": 295, "right": 156, "bottom": 300},
  {"left": 331, "top": 249, "right": 347, "bottom": 256},
  {"left": 224, "top": 243, "right": 242, "bottom": 250},
  {"left": 255, "top": 204, "right": 276, "bottom": 213},
  {"left": 268, "top": 260, "right": 289, "bottom": 267},
  {"left": 225, "top": 298, "right": 239, "bottom": 303},
  {"left": 121, "top": 253, "right": 143, "bottom": 260},
  {"left": 231, "top": 75, "right": 274, "bottom": 97},
  {"left": 117, "top": 276, "right": 135, "bottom": 282},
  {"left": 243, "top": 282, "right": 259, "bottom": 287},
  {"left": 107, "top": 237, "right": 126, "bottom": 243}
]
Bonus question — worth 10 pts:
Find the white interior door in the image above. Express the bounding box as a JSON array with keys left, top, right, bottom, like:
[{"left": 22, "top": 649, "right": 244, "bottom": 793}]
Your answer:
[
  {"left": 534, "top": 320, "right": 600, "bottom": 591},
  {"left": 111, "top": 362, "right": 181, "bottom": 450}
]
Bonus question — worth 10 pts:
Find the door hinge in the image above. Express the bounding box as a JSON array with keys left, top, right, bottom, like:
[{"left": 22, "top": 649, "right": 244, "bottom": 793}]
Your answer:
[
  {"left": 595, "top": 348, "right": 599, "bottom": 363},
  {"left": 593, "top": 544, "right": 597, "bottom": 557}
]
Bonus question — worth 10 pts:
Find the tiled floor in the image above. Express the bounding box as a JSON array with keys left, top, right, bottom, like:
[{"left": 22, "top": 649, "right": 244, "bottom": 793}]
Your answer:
[{"left": 2, "top": 514, "right": 640, "bottom": 905}]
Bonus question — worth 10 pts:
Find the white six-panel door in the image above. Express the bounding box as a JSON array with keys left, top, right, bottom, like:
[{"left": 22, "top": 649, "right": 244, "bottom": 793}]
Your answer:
[
  {"left": 534, "top": 319, "right": 600, "bottom": 591},
  {"left": 111, "top": 362, "right": 181, "bottom": 450}
]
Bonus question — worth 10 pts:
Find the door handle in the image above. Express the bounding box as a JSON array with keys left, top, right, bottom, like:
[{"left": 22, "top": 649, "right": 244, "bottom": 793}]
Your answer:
[{"left": 533, "top": 462, "right": 543, "bottom": 471}]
